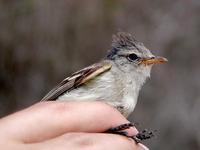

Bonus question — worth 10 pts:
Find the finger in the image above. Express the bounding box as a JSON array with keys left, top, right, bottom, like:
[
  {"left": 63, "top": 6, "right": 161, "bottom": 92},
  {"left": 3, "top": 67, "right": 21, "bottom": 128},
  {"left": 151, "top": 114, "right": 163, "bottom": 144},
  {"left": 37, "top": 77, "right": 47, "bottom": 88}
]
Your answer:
[
  {"left": 0, "top": 101, "right": 138, "bottom": 143},
  {"left": 29, "top": 132, "right": 147, "bottom": 150}
]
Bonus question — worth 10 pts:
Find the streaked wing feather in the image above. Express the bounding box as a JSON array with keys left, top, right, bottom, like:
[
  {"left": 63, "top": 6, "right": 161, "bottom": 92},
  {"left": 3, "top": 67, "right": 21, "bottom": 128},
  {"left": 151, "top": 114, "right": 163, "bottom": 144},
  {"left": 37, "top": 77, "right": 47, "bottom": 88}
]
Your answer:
[{"left": 41, "top": 62, "right": 112, "bottom": 101}]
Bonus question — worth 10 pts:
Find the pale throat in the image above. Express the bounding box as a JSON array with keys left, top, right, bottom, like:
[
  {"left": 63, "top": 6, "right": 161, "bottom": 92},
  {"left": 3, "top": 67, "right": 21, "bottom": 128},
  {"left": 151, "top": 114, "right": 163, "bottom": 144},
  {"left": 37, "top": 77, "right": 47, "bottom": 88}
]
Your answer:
[
  {"left": 120, "top": 66, "right": 151, "bottom": 116},
  {"left": 121, "top": 74, "right": 144, "bottom": 114}
]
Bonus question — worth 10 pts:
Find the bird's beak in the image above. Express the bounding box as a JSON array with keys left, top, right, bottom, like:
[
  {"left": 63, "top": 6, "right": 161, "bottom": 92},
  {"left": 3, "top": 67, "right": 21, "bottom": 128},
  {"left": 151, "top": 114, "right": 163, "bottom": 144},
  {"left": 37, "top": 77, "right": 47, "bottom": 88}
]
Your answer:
[{"left": 140, "top": 56, "right": 168, "bottom": 65}]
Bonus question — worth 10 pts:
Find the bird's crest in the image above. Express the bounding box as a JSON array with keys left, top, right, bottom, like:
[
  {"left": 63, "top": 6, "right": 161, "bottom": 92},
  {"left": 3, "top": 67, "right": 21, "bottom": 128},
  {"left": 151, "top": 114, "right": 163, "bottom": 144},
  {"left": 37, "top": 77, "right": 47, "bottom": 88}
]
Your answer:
[
  {"left": 107, "top": 32, "right": 142, "bottom": 59},
  {"left": 112, "top": 32, "right": 139, "bottom": 50}
]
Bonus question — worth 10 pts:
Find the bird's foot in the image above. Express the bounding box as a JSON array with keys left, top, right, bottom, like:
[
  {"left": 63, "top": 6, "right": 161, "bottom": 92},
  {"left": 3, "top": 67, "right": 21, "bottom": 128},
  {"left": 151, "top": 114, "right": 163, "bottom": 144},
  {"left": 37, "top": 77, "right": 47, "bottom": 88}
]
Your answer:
[
  {"left": 105, "top": 123, "right": 155, "bottom": 143},
  {"left": 129, "top": 129, "right": 155, "bottom": 143}
]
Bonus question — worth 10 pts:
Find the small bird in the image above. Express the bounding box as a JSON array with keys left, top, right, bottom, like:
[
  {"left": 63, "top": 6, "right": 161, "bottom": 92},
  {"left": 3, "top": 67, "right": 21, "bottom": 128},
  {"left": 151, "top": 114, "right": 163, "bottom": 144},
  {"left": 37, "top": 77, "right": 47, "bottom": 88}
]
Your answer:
[
  {"left": 41, "top": 32, "right": 167, "bottom": 142},
  {"left": 41, "top": 32, "right": 167, "bottom": 117}
]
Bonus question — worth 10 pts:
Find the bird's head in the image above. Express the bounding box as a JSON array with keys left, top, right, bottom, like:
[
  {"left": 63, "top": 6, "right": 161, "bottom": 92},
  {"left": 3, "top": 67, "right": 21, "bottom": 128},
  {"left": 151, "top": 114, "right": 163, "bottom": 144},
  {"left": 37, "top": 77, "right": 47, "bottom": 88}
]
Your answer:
[{"left": 107, "top": 32, "right": 167, "bottom": 84}]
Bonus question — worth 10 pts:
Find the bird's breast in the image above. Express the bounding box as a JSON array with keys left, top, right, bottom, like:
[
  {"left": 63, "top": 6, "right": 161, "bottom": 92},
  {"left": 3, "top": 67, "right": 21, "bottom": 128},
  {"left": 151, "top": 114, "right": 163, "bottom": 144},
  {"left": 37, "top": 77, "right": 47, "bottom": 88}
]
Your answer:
[{"left": 119, "top": 74, "right": 139, "bottom": 117}]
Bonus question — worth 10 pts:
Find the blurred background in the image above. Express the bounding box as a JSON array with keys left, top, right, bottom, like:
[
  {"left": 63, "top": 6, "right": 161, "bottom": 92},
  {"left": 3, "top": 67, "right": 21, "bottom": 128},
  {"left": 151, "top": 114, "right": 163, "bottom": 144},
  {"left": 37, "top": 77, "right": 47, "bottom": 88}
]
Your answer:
[{"left": 0, "top": 0, "right": 200, "bottom": 149}]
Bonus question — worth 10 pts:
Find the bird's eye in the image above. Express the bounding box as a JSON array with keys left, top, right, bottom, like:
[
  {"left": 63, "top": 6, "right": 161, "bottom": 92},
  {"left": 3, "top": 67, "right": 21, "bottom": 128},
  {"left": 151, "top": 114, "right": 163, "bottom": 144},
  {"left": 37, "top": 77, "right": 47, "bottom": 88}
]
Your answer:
[{"left": 127, "top": 53, "right": 139, "bottom": 61}]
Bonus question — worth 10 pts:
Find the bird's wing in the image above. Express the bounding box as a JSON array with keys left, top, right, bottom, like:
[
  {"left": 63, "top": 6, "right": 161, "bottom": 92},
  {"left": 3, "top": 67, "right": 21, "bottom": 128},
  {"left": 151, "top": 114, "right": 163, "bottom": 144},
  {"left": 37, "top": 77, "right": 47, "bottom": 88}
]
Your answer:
[{"left": 41, "top": 62, "right": 112, "bottom": 101}]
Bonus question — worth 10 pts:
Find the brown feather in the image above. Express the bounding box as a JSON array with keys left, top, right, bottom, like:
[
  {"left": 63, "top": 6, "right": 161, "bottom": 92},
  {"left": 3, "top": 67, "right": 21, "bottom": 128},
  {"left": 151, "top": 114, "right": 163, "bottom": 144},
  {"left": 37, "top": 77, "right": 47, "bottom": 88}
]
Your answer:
[{"left": 41, "top": 62, "right": 112, "bottom": 101}]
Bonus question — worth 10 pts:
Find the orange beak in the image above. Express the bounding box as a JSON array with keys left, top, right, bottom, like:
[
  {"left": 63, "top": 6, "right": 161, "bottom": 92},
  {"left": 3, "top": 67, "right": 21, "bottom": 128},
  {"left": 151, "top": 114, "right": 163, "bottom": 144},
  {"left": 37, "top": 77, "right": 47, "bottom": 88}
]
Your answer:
[{"left": 140, "top": 56, "right": 168, "bottom": 65}]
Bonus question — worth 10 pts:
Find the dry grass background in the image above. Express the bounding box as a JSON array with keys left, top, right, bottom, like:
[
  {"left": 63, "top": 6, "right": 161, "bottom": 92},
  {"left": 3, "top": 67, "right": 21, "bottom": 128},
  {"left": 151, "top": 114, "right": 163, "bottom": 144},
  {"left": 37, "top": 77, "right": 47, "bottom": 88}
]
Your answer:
[{"left": 0, "top": 0, "right": 200, "bottom": 149}]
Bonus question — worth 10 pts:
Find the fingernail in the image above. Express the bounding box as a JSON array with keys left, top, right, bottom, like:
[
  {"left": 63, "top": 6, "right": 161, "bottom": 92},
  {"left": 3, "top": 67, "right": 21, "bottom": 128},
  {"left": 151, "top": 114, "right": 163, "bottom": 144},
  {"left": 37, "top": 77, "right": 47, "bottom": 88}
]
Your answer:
[{"left": 138, "top": 143, "right": 149, "bottom": 150}]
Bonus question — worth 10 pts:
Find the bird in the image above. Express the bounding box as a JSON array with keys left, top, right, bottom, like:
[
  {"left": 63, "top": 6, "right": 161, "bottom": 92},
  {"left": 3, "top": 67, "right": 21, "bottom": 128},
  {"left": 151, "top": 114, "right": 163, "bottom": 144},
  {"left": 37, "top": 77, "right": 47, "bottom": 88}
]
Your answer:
[
  {"left": 41, "top": 31, "right": 167, "bottom": 117},
  {"left": 41, "top": 32, "right": 167, "bottom": 142}
]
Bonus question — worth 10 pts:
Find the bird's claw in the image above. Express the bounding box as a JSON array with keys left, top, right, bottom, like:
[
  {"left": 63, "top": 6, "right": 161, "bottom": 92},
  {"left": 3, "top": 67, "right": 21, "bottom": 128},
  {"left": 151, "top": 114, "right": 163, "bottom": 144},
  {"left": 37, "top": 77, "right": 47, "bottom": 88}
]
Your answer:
[
  {"left": 130, "top": 129, "right": 155, "bottom": 143},
  {"left": 105, "top": 123, "right": 155, "bottom": 143}
]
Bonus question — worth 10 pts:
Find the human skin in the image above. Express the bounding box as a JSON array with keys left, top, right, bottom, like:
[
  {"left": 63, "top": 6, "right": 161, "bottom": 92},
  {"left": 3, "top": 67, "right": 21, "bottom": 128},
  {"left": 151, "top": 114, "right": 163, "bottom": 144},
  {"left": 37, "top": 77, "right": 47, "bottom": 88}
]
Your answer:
[{"left": 0, "top": 101, "right": 148, "bottom": 150}]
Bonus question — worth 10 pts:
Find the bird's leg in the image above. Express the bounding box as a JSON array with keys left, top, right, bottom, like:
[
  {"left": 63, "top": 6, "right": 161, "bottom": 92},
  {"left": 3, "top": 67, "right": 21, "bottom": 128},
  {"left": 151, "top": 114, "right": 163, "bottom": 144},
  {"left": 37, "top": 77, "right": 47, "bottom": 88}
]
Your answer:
[
  {"left": 105, "top": 123, "right": 134, "bottom": 137},
  {"left": 105, "top": 123, "right": 155, "bottom": 143},
  {"left": 106, "top": 122, "right": 134, "bottom": 133}
]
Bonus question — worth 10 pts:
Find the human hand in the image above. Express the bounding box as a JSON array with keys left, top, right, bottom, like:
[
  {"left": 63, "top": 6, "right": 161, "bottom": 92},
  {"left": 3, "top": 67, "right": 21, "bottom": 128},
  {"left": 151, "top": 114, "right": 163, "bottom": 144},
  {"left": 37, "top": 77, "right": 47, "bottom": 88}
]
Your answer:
[{"left": 0, "top": 101, "right": 149, "bottom": 150}]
